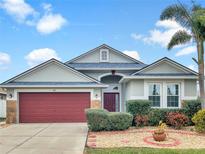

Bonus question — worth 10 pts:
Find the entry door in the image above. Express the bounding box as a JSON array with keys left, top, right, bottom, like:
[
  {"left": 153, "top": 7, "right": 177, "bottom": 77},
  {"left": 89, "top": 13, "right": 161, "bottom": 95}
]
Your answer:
[{"left": 103, "top": 93, "right": 119, "bottom": 112}]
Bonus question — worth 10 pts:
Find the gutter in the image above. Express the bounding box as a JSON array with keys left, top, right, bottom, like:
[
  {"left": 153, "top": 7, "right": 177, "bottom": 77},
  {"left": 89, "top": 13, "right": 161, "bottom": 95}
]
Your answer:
[
  {"left": 119, "top": 76, "right": 198, "bottom": 83},
  {"left": 0, "top": 84, "right": 109, "bottom": 88}
]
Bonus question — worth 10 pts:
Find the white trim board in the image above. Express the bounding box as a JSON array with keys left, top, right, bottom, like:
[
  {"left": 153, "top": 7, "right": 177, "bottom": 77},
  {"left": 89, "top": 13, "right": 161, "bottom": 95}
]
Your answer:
[{"left": 119, "top": 75, "right": 198, "bottom": 83}]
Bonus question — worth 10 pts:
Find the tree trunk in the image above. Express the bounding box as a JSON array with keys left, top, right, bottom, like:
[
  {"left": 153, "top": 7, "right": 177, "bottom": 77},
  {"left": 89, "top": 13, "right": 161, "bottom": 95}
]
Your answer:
[{"left": 197, "top": 40, "right": 205, "bottom": 108}]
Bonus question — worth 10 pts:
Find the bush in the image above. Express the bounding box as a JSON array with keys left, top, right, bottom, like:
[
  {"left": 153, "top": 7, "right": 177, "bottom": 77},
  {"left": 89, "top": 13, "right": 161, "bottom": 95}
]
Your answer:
[
  {"left": 85, "top": 109, "right": 109, "bottom": 131},
  {"left": 192, "top": 109, "right": 205, "bottom": 133},
  {"left": 148, "top": 108, "right": 184, "bottom": 126},
  {"left": 126, "top": 100, "right": 151, "bottom": 116},
  {"left": 134, "top": 115, "right": 148, "bottom": 127},
  {"left": 166, "top": 112, "right": 189, "bottom": 129},
  {"left": 183, "top": 100, "right": 201, "bottom": 124},
  {"left": 85, "top": 109, "right": 133, "bottom": 131},
  {"left": 108, "top": 112, "right": 133, "bottom": 130}
]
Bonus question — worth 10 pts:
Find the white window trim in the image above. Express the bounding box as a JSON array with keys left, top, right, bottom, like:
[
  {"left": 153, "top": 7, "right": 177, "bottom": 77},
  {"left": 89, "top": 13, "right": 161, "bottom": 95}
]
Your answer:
[
  {"left": 145, "top": 80, "right": 182, "bottom": 108},
  {"left": 100, "top": 49, "right": 109, "bottom": 62},
  {"left": 166, "top": 83, "right": 180, "bottom": 108},
  {"left": 148, "top": 82, "right": 162, "bottom": 108}
]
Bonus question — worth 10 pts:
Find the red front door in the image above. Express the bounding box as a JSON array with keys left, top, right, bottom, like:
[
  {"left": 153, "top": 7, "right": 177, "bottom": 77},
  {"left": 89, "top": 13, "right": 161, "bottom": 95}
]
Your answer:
[
  {"left": 103, "top": 93, "right": 119, "bottom": 112},
  {"left": 19, "top": 92, "right": 90, "bottom": 123}
]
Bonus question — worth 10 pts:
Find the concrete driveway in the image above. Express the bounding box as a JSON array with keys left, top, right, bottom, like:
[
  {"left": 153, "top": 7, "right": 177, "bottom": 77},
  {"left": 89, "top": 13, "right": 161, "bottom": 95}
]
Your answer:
[{"left": 0, "top": 123, "right": 88, "bottom": 154}]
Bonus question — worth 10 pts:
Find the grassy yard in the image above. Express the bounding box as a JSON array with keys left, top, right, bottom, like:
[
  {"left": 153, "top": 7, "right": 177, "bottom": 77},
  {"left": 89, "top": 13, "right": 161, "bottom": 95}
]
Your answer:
[{"left": 84, "top": 147, "right": 205, "bottom": 154}]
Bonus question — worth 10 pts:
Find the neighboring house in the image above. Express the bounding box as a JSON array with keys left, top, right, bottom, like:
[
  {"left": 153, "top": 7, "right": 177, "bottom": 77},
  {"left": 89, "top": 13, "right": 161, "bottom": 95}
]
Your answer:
[
  {"left": 0, "top": 44, "right": 198, "bottom": 123},
  {"left": 0, "top": 88, "right": 6, "bottom": 118}
]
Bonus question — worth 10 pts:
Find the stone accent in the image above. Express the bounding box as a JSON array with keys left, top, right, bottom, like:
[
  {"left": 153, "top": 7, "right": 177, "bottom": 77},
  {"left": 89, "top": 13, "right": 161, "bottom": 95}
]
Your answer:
[
  {"left": 6, "top": 100, "right": 17, "bottom": 124},
  {"left": 91, "top": 100, "right": 101, "bottom": 109}
]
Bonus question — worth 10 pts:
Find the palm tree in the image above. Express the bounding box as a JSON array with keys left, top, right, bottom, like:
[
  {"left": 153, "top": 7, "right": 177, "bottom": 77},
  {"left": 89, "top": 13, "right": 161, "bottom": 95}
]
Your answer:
[{"left": 160, "top": 3, "right": 205, "bottom": 108}]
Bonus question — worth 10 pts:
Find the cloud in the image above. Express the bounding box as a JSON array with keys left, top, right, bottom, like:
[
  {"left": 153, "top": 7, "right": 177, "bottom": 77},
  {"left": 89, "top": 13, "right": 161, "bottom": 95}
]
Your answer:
[
  {"left": 155, "top": 20, "right": 182, "bottom": 29},
  {"left": 36, "top": 13, "right": 67, "bottom": 34},
  {"left": 25, "top": 48, "right": 60, "bottom": 66},
  {"left": 131, "top": 33, "right": 143, "bottom": 40},
  {"left": 0, "top": 52, "right": 11, "bottom": 70},
  {"left": 42, "top": 3, "right": 52, "bottom": 12},
  {"left": 131, "top": 20, "right": 187, "bottom": 48},
  {"left": 123, "top": 50, "right": 140, "bottom": 60},
  {"left": 0, "top": 0, "right": 36, "bottom": 23},
  {"left": 0, "top": 1, "right": 67, "bottom": 34},
  {"left": 175, "top": 46, "right": 196, "bottom": 57}
]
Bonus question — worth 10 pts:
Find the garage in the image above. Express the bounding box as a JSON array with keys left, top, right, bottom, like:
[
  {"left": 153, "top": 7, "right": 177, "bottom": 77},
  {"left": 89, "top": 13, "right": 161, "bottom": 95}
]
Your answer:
[{"left": 19, "top": 92, "right": 90, "bottom": 123}]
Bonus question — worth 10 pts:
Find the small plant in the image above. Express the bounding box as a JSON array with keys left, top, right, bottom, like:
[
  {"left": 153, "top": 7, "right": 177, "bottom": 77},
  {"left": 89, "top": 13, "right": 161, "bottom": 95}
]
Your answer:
[
  {"left": 108, "top": 112, "right": 133, "bottom": 131},
  {"left": 148, "top": 108, "right": 184, "bottom": 126},
  {"left": 153, "top": 121, "right": 167, "bottom": 142},
  {"left": 126, "top": 100, "right": 151, "bottom": 116},
  {"left": 183, "top": 100, "right": 201, "bottom": 125},
  {"left": 85, "top": 109, "right": 133, "bottom": 131},
  {"left": 134, "top": 115, "right": 148, "bottom": 127},
  {"left": 192, "top": 109, "right": 205, "bottom": 133},
  {"left": 166, "top": 112, "right": 189, "bottom": 129},
  {"left": 155, "top": 121, "right": 167, "bottom": 134}
]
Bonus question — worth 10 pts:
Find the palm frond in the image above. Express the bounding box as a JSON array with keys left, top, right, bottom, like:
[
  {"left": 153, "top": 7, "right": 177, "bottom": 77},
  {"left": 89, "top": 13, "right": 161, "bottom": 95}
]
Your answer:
[
  {"left": 168, "top": 30, "right": 192, "bottom": 50},
  {"left": 160, "top": 4, "right": 191, "bottom": 29}
]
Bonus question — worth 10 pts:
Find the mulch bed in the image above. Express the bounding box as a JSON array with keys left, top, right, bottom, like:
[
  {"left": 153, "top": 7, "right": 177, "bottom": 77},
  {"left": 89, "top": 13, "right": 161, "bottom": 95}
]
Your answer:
[{"left": 87, "top": 127, "right": 205, "bottom": 149}]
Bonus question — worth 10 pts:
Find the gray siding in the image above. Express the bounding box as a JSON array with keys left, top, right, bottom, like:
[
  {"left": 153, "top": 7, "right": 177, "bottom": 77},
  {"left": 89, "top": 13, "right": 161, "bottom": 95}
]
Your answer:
[
  {"left": 15, "top": 63, "right": 90, "bottom": 82},
  {"left": 184, "top": 79, "right": 197, "bottom": 97},
  {"left": 126, "top": 79, "right": 144, "bottom": 100},
  {"left": 143, "top": 62, "right": 186, "bottom": 74},
  {"left": 73, "top": 48, "right": 135, "bottom": 63}
]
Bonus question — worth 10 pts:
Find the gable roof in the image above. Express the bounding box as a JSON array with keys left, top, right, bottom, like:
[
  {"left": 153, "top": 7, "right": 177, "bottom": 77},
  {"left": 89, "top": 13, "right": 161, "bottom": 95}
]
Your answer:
[
  {"left": 66, "top": 44, "right": 144, "bottom": 64},
  {"left": 1, "top": 58, "right": 105, "bottom": 86},
  {"left": 132, "top": 57, "right": 198, "bottom": 76}
]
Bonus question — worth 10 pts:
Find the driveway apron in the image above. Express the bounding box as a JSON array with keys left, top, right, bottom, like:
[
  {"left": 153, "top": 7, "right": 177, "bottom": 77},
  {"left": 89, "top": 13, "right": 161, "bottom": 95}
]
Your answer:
[{"left": 0, "top": 123, "right": 88, "bottom": 154}]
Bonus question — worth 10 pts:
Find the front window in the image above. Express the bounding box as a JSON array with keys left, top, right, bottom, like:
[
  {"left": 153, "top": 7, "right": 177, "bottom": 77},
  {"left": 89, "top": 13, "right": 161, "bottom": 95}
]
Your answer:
[
  {"left": 148, "top": 84, "right": 161, "bottom": 107},
  {"left": 167, "top": 84, "right": 179, "bottom": 107}
]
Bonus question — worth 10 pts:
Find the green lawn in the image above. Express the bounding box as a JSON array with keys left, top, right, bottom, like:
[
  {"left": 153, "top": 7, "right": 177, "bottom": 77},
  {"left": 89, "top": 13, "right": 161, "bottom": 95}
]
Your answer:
[{"left": 84, "top": 147, "right": 205, "bottom": 154}]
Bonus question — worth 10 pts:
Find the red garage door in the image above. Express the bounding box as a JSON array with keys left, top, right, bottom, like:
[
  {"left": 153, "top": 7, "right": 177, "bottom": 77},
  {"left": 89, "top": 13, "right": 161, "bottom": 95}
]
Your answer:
[{"left": 19, "top": 92, "right": 90, "bottom": 123}]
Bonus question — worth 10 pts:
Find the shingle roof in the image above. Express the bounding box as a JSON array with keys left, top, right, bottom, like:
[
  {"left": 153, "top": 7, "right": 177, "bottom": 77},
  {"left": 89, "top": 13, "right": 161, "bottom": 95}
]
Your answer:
[
  {"left": 133, "top": 73, "right": 197, "bottom": 76},
  {"left": 66, "top": 63, "right": 147, "bottom": 69}
]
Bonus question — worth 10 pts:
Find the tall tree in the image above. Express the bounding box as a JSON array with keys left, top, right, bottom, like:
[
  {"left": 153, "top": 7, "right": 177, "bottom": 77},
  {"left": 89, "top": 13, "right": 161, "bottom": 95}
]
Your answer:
[{"left": 160, "top": 2, "right": 205, "bottom": 108}]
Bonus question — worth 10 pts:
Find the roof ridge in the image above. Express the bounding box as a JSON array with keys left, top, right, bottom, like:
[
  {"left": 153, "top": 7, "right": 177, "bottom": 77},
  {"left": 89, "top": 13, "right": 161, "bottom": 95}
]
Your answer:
[{"left": 65, "top": 44, "right": 145, "bottom": 64}]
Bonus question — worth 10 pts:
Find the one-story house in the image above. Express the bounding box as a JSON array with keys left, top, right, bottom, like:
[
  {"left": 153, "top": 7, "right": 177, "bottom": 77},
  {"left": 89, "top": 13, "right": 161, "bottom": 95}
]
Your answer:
[{"left": 0, "top": 44, "right": 198, "bottom": 123}]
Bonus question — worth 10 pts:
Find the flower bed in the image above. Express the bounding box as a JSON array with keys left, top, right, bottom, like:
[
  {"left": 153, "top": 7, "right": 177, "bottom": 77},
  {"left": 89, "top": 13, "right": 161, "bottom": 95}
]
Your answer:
[{"left": 87, "top": 127, "right": 205, "bottom": 149}]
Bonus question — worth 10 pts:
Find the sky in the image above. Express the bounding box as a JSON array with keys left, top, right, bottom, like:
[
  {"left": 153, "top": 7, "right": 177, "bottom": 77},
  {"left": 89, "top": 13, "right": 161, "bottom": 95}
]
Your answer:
[{"left": 0, "top": 0, "right": 204, "bottom": 82}]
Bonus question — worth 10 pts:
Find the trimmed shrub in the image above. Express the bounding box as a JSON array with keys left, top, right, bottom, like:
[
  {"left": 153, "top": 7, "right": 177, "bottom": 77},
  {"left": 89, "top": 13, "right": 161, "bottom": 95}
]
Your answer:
[
  {"left": 166, "top": 112, "right": 189, "bottom": 129},
  {"left": 108, "top": 112, "right": 133, "bottom": 130},
  {"left": 183, "top": 100, "right": 201, "bottom": 124},
  {"left": 126, "top": 100, "right": 151, "bottom": 116},
  {"left": 85, "top": 109, "right": 109, "bottom": 131},
  {"left": 134, "top": 115, "right": 148, "bottom": 127},
  {"left": 148, "top": 108, "right": 184, "bottom": 126},
  {"left": 85, "top": 109, "right": 133, "bottom": 131},
  {"left": 192, "top": 109, "right": 205, "bottom": 133}
]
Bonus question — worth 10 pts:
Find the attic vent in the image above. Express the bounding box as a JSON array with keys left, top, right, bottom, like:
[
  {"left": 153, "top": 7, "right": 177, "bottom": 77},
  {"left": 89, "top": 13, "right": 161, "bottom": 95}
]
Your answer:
[{"left": 100, "top": 49, "right": 109, "bottom": 62}]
